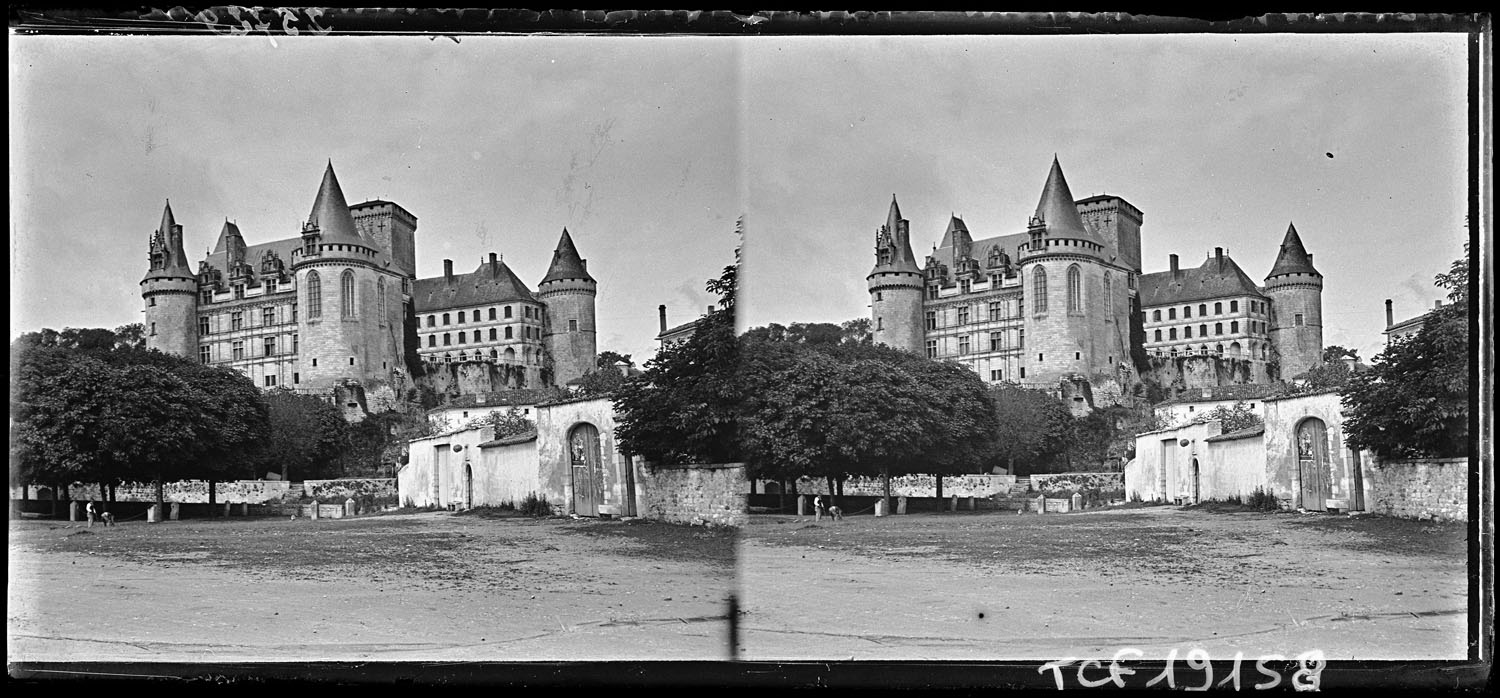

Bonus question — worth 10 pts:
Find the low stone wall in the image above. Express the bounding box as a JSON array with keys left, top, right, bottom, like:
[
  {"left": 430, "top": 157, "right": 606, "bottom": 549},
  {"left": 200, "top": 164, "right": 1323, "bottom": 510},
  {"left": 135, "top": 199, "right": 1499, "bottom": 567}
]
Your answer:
[
  {"left": 1030, "top": 472, "right": 1126, "bottom": 497},
  {"left": 639, "top": 462, "right": 746, "bottom": 528},
  {"left": 60, "top": 480, "right": 290, "bottom": 504},
  {"left": 1362, "top": 457, "right": 1468, "bottom": 522},
  {"left": 767, "top": 473, "right": 1017, "bottom": 498},
  {"left": 303, "top": 478, "right": 398, "bottom": 502}
]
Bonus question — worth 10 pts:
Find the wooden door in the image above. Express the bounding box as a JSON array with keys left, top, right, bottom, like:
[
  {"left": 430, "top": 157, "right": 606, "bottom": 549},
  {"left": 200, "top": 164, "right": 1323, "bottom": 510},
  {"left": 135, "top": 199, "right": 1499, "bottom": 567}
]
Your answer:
[
  {"left": 570, "top": 424, "right": 602, "bottom": 516},
  {"left": 1297, "top": 419, "right": 1330, "bottom": 511}
]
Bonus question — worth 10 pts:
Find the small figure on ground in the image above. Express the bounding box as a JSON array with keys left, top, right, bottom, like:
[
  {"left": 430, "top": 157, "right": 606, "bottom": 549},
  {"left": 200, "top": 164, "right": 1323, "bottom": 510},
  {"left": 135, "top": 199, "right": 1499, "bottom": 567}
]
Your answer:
[
  {"left": 85, "top": 501, "right": 96, "bottom": 528},
  {"left": 100, "top": 510, "right": 115, "bottom": 526}
]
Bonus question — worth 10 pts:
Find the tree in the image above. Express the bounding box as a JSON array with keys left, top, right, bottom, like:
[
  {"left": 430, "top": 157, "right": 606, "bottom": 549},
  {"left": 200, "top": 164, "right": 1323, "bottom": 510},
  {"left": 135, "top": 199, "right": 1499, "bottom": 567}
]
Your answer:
[
  {"left": 596, "top": 351, "right": 633, "bottom": 369},
  {"left": 575, "top": 365, "right": 627, "bottom": 397},
  {"left": 262, "top": 389, "right": 348, "bottom": 481},
  {"left": 1342, "top": 246, "right": 1469, "bottom": 458},
  {"left": 988, "top": 382, "right": 1072, "bottom": 474},
  {"left": 471, "top": 407, "right": 536, "bottom": 439},
  {"left": 613, "top": 220, "right": 742, "bottom": 465},
  {"left": 839, "top": 318, "right": 872, "bottom": 345}
]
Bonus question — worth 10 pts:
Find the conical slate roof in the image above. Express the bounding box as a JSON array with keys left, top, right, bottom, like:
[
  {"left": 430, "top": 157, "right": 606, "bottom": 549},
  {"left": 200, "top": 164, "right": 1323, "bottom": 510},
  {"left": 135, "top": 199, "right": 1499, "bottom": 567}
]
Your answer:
[
  {"left": 540, "top": 228, "right": 594, "bottom": 284},
  {"left": 1267, "top": 223, "right": 1320, "bottom": 278},
  {"left": 143, "top": 200, "right": 194, "bottom": 280},
  {"left": 306, "top": 161, "right": 364, "bottom": 246},
  {"left": 1033, "top": 156, "right": 1106, "bottom": 246},
  {"left": 870, "top": 194, "right": 922, "bottom": 275}
]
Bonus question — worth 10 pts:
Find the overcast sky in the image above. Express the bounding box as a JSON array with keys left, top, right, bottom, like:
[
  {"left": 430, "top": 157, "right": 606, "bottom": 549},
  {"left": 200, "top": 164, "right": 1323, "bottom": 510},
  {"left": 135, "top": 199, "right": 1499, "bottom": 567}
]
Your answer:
[
  {"left": 740, "top": 33, "right": 1470, "bottom": 363},
  {"left": 11, "top": 32, "right": 1470, "bottom": 364},
  {"left": 10, "top": 35, "right": 742, "bottom": 365}
]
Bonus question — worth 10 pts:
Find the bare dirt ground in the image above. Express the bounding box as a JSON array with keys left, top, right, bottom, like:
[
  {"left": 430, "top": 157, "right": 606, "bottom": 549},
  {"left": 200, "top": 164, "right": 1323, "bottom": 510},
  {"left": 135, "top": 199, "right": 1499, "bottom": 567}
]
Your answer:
[
  {"left": 738, "top": 503, "right": 1470, "bottom": 663},
  {"left": 8, "top": 510, "right": 737, "bottom": 664}
]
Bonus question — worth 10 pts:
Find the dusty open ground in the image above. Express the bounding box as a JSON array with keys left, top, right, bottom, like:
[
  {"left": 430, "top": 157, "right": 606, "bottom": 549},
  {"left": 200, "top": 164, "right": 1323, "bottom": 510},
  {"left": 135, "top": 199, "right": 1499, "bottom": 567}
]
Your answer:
[
  {"left": 8, "top": 510, "right": 737, "bottom": 663},
  {"left": 738, "top": 503, "right": 1470, "bottom": 663}
]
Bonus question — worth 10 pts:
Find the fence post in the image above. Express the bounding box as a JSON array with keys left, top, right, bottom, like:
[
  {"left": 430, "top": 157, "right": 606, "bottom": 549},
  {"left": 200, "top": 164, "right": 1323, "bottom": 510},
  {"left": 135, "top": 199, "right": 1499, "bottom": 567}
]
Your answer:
[
  {"left": 966, "top": 496, "right": 976, "bottom": 511},
  {"left": 797, "top": 495, "right": 808, "bottom": 517},
  {"left": 146, "top": 504, "right": 160, "bottom": 523},
  {"left": 345, "top": 498, "right": 356, "bottom": 518},
  {"left": 1071, "top": 492, "right": 1084, "bottom": 512},
  {"left": 70, "top": 501, "right": 81, "bottom": 522},
  {"left": 170, "top": 502, "right": 180, "bottom": 521},
  {"left": 897, "top": 496, "right": 907, "bottom": 515},
  {"left": 311, "top": 500, "right": 320, "bottom": 520},
  {"left": 1035, "top": 494, "right": 1046, "bottom": 514},
  {"left": 874, "top": 498, "right": 887, "bottom": 517},
  {"left": 949, "top": 494, "right": 958, "bottom": 512}
]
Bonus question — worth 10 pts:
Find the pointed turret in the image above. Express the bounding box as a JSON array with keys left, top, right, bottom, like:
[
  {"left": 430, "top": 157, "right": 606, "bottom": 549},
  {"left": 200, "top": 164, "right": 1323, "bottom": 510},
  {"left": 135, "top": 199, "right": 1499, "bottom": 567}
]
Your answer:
[
  {"left": 870, "top": 195, "right": 922, "bottom": 275},
  {"left": 541, "top": 227, "right": 595, "bottom": 284},
  {"left": 305, "top": 161, "right": 363, "bottom": 245},
  {"left": 885, "top": 194, "right": 902, "bottom": 237},
  {"left": 1032, "top": 156, "right": 1103, "bottom": 245},
  {"left": 1266, "top": 222, "right": 1321, "bottom": 278},
  {"left": 867, "top": 194, "right": 925, "bottom": 354},
  {"left": 143, "top": 200, "right": 195, "bottom": 281}
]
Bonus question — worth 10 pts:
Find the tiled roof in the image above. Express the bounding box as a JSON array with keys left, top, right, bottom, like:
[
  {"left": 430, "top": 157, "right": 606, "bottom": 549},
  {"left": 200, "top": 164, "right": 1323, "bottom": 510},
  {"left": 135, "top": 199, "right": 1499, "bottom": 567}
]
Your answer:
[
  {"left": 479, "top": 431, "right": 538, "bottom": 448},
  {"left": 305, "top": 162, "right": 364, "bottom": 246},
  {"left": 1206, "top": 425, "right": 1265, "bottom": 443},
  {"left": 1138, "top": 253, "right": 1266, "bottom": 307},
  {"left": 201, "top": 236, "right": 302, "bottom": 281},
  {"left": 412, "top": 258, "right": 537, "bottom": 312}
]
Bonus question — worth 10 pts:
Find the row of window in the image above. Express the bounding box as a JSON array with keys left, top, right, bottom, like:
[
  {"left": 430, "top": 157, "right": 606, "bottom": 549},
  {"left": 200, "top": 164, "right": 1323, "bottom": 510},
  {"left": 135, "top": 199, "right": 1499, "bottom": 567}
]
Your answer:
[
  {"left": 423, "top": 324, "right": 541, "bottom": 347},
  {"left": 200, "top": 305, "right": 297, "bottom": 335},
  {"left": 1151, "top": 320, "right": 1258, "bottom": 342},
  {"left": 1152, "top": 343, "right": 1268, "bottom": 360},
  {"left": 1149, "top": 299, "right": 1262, "bottom": 323},
  {"left": 305, "top": 269, "right": 388, "bottom": 323},
  {"left": 200, "top": 278, "right": 283, "bottom": 304},
  {"left": 922, "top": 299, "right": 1027, "bottom": 330},
  {"left": 923, "top": 329, "right": 1027, "bottom": 358},
  {"left": 200, "top": 334, "right": 298, "bottom": 363},
  {"left": 424, "top": 348, "right": 531, "bottom": 364},
  {"left": 425, "top": 305, "right": 540, "bottom": 327}
]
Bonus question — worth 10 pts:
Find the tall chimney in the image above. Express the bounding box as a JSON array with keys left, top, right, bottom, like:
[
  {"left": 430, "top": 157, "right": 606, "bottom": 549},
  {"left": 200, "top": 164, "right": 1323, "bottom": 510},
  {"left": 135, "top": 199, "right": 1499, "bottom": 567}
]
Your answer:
[
  {"left": 658, "top": 305, "right": 667, "bottom": 334},
  {"left": 443, "top": 259, "right": 453, "bottom": 280},
  {"left": 1215, "top": 247, "right": 1223, "bottom": 270},
  {"left": 1170, "top": 254, "right": 1179, "bottom": 274},
  {"left": 1385, "top": 299, "right": 1393, "bottom": 327}
]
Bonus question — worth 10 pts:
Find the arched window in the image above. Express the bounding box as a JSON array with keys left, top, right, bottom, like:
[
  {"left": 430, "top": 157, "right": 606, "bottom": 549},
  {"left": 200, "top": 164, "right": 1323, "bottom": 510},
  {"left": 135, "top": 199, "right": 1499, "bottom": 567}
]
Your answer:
[
  {"left": 1154, "top": 329, "right": 1162, "bottom": 342},
  {"left": 1215, "top": 343, "right": 1224, "bottom": 354},
  {"left": 1215, "top": 302, "right": 1223, "bottom": 314},
  {"left": 1152, "top": 309, "right": 1161, "bottom": 322},
  {"left": 1231, "top": 321, "right": 1239, "bottom": 333},
  {"left": 426, "top": 315, "right": 434, "bottom": 327},
  {"left": 427, "top": 336, "right": 435, "bottom": 347},
  {"left": 458, "top": 331, "right": 466, "bottom": 344},
  {"left": 1103, "top": 272, "right": 1112, "bottom": 310},
  {"left": 377, "top": 277, "right": 386, "bottom": 325},
  {"left": 489, "top": 308, "right": 497, "bottom": 320},
  {"left": 1185, "top": 326, "right": 1193, "bottom": 338},
  {"left": 340, "top": 270, "right": 355, "bottom": 319},
  {"left": 505, "top": 326, "right": 513, "bottom": 340},
  {"left": 1230, "top": 341, "right": 1242, "bottom": 356},
  {"left": 1032, "top": 268, "right": 1048, "bottom": 313},
  {"left": 306, "top": 271, "right": 322, "bottom": 318},
  {"left": 504, "top": 347, "right": 516, "bottom": 363},
  {"left": 489, "top": 349, "right": 498, "bottom": 358},
  {"left": 1067, "top": 265, "right": 1082, "bottom": 312},
  {"left": 489, "top": 328, "right": 497, "bottom": 341},
  {"left": 505, "top": 306, "right": 513, "bottom": 319},
  {"left": 1184, "top": 305, "right": 1192, "bottom": 319},
  {"left": 459, "top": 311, "right": 466, "bottom": 324},
  {"left": 1199, "top": 303, "right": 1207, "bottom": 316},
  {"left": 443, "top": 333, "right": 451, "bottom": 346},
  {"left": 1169, "top": 328, "right": 1177, "bottom": 340},
  {"left": 443, "top": 313, "right": 451, "bottom": 325}
]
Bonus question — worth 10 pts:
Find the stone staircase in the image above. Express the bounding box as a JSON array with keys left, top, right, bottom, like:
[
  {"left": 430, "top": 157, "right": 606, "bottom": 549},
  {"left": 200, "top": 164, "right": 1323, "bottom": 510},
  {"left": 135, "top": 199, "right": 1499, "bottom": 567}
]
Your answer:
[{"left": 989, "top": 479, "right": 1038, "bottom": 512}]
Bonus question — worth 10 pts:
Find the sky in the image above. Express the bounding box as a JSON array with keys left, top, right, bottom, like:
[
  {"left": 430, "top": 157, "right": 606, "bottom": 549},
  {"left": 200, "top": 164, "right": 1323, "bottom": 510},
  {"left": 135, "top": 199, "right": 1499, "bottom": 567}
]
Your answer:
[
  {"left": 11, "top": 32, "right": 1472, "bottom": 365},
  {"left": 10, "top": 35, "right": 742, "bottom": 365},
  {"left": 740, "top": 33, "right": 1471, "bottom": 363}
]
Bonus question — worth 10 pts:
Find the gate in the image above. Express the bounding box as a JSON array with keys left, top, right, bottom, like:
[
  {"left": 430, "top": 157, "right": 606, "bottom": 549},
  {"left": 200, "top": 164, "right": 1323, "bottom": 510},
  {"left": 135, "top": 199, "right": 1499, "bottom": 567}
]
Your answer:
[
  {"left": 1296, "top": 418, "right": 1331, "bottom": 511},
  {"left": 569, "top": 423, "right": 603, "bottom": 516}
]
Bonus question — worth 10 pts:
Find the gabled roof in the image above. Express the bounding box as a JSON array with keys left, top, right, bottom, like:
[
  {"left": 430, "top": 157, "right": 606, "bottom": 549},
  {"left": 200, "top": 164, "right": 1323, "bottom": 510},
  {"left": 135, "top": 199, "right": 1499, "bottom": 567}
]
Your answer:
[
  {"left": 540, "top": 228, "right": 594, "bottom": 284},
  {"left": 1266, "top": 223, "right": 1320, "bottom": 278},
  {"left": 412, "top": 257, "right": 538, "bottom": 312},
  {"left": 1139, "top": 253, "right": 1267, "bottom": 307},
  {"left": 305, "top": 161, "right": 364, "bottom": 246},
  {"left": 1033, "top": 157, "right": 1107, "bottom": 246},
  {"left": 201, "top": 236, "right": 301, "bottom": 282}
]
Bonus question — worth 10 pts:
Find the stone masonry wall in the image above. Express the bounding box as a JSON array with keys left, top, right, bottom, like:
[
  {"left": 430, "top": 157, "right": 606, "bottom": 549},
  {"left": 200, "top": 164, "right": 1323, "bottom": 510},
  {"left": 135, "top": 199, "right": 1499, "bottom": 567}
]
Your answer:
[
  {"left": 1030, "top": 472, "right": 1126, "bottom": 497},
  {"left": 639, "top": 463, "right": 746, "bottom": 528},
  {"left": 62, "top": 480, "right": 290, "bottom": 504},
  {"left": 1362, "top": 457, "right": 1468, "bottom": 522},
  {"left": 303, "top": 478, "right": 398, "bottom": 502},
  {"left": 779, "top": 473, "right": 1017, "bottom": 498}
]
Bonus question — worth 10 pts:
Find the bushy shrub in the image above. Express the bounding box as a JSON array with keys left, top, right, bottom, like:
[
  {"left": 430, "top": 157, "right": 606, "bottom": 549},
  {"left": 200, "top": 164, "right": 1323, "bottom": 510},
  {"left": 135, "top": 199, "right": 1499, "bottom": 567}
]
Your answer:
[
  {"left": 518, "top": 492, "right": 552, "bottom": 517},
  {"left": 1247, "top": 486, "right": 1278, "bottom": 511}
]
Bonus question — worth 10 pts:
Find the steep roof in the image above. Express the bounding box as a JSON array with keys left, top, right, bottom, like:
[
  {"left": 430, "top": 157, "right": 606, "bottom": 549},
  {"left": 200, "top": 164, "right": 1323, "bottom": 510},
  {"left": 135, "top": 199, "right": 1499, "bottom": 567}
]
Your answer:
[
  {"left": 869, "top": 195, "right": 923, "bottom": 276},
  {"left": 212, "top": 220, "right": 247, "bottom": 260},
  {"left": 412, "top": 257, "right": 538, "bottom": 312},
  {"left": 1205, "top": 425, "right": 1266, "bottom": 443},
  {"left": 1266, "top": 222, "right": 1320, "bottom": 278},
  {"left": 1138, "top": 252, "right": 1267, "bottom": 307},
  {"left": 540, "top": 228, "right": 594, "bottom": 284},
  {"left": 937, "top": 215, "right": 971, "bottom": 250},
  {"left": 305, "top": 161, "right": 365, "bottom": 246},
  {"left": 1033, "top": 157, "right": 1107, "bottom": 246},
  {"left": 200, "top": 236, "right": 301, "bottom": 281},
  {"left": 143, "top": 200, "right": 195, "bottom": 281}
]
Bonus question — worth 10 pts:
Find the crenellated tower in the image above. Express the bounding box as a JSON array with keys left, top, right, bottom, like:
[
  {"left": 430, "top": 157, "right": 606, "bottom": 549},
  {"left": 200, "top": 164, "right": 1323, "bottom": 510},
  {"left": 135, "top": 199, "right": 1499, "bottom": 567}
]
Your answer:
[
  {"left": 537, "top": 228, "right": 598, "bottom": 387},
  {"left": 867, "top": 195, "right": 925, "bottom": 353},
  {"left": 1264, "top": 222, "right": 1324, "bottom": 380},
  {"left": 141, "top": 201, "right": 199, "bottom": 357},
  {"left": 289, "top": 162, "right": 407, "bottom": 397}
]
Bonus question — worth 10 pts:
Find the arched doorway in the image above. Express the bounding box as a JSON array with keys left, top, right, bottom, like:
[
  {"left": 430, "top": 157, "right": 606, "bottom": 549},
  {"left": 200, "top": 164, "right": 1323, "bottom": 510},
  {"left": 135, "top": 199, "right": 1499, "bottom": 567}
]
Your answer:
[
  {"left": 569, "top": 423, "right": 604, "bottom": 516},
  {"left": 463, "top": 463, "right": 474, "bottom": 510},
  {"left": 1296, "top": 418, "right": 1331, "bottom": 511}
]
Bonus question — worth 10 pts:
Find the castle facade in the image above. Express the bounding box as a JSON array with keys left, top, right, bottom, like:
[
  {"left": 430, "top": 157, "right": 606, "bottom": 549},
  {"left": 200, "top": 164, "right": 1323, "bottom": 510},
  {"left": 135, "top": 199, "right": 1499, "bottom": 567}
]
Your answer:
[
  {"left": 141, "top": 162, "right": 597, "bottom": 414},
  {"left": 868, "top": 158, "right": 1323, "bottom": 407}
]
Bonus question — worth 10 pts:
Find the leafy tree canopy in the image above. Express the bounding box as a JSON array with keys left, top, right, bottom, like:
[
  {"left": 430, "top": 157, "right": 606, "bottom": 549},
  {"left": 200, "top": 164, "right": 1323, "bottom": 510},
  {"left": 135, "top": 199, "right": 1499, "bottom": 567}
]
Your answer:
[
  {"left": 1342, "top": 245, "right": 1469, "bottom": 459},
  {"left": 596, "top": 350, "right": 633, "bottom": 369},
  {"left": 988, "top": 382, "right": 1072, "bottom": 474}
]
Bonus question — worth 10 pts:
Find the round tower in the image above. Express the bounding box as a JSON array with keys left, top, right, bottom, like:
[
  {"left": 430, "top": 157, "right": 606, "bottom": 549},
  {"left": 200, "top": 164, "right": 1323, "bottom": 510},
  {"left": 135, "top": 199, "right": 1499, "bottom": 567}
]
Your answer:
[
  {"left": 538, "top": 227, "right": 598, "bottom": 387},
  {"left": 867, "top": 195, "right": 925, "bottom": 353},
  {"left": 1264, "top": 222, "right": 1324, "bottom": 380},
  {"left": 1018, "top": 157, "right": 1120, "bottom": 390},
  {"left": 141, "top": 200, "right": 199, "bottom": 358},
  {"left": 290, "top": 162, "right": 405, "bottom": 395}
]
